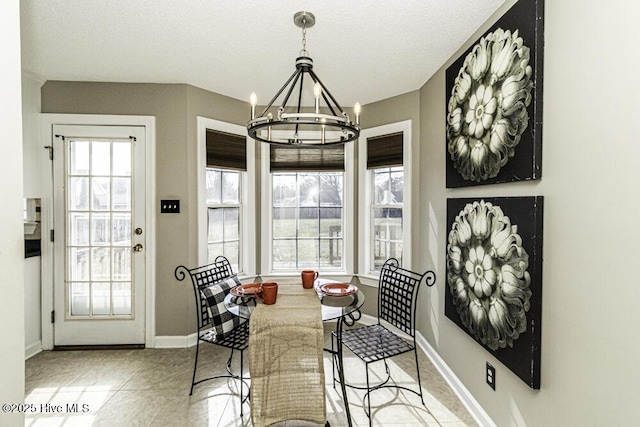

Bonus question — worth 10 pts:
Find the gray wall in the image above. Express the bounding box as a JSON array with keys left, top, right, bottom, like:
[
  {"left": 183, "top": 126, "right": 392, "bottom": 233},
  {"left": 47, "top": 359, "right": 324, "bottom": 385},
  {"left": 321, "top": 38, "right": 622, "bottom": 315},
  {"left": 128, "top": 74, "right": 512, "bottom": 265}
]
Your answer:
[
  {"left": 42, "top": 82, "right": 247, "bottom": 336},
  {"left": 418, "top": 0, "right": 640, "bottom": 425}
]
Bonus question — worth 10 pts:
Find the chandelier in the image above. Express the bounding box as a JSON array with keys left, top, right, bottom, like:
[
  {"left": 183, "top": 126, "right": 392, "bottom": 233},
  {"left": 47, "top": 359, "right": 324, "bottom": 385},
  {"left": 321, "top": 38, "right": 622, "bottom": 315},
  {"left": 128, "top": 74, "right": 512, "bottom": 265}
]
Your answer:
[{"left": 247, "top": 11, "right": 361, "bottom": 146}]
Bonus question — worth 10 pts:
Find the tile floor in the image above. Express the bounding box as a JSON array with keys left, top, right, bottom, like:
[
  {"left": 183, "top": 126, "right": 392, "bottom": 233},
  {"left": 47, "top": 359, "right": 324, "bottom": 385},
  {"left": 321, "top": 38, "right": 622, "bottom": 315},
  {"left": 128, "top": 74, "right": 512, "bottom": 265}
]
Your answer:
[{"left": 25, "top": 324, "right": 478, "bottom": 427}]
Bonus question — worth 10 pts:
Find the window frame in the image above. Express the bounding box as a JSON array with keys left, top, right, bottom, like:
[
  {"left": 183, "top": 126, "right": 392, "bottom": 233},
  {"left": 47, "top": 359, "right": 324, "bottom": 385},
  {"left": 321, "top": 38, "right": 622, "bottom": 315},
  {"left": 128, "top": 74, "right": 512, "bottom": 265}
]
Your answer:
[
  {"left": 197, "top": 117, "right": 255, "bottom": 276},
  {"left": 260, "top": 131, "right": 355, "bottom": 276},
  {"left": 358, "top": 120, "right": 412, "bottom": 280}
]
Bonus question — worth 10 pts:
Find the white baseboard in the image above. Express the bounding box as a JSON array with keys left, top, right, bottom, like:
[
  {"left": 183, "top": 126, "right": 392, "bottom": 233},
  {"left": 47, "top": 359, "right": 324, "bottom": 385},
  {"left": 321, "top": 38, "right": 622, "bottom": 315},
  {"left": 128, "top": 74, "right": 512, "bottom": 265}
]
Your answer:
[
  {"left": 357, "top": 314, "right": 494, "bottom": 427},
  {"left": 25, "top": 341, "right": 43, "bottom": 360},
  {"left": 154, "top": 333, "right": 197, "bottom": 348}
]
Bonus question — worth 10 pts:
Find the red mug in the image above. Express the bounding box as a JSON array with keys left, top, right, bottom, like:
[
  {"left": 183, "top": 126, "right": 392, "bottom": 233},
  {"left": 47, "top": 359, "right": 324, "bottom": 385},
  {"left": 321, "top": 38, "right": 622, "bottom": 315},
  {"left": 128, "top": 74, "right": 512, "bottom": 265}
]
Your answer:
[
  {"left": 301, "top": 270, "right": 319, "bottom": 289},
  {"left": 256, "top": 282, "right": 278, "bottom": 305}
]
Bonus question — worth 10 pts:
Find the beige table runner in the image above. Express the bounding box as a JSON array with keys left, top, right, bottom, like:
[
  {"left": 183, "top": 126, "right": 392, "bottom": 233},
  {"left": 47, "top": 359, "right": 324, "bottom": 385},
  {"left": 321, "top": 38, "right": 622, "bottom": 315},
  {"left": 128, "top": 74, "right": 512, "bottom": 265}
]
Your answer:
[{"left": 249, "top": 284, "right": 326, "bottom": 427}]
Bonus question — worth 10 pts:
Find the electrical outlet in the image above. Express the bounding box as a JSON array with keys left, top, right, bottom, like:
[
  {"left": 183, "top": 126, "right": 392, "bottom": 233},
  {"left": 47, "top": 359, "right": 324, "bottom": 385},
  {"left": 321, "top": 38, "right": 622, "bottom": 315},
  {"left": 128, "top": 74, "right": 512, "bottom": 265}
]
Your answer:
[{"left": 486, "top": 362, "right": 496, "bottom": 390}]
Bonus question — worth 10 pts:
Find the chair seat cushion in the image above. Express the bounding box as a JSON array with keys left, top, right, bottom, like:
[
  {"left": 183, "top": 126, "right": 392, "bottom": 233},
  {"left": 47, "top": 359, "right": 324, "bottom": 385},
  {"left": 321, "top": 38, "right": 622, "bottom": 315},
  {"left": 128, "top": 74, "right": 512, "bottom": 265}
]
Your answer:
[
  {"left": 199, "top": 275, "right": 243, "bottom": 339},
  {"left": 339, "top": 323, "right": 414, "bottom": 363}
]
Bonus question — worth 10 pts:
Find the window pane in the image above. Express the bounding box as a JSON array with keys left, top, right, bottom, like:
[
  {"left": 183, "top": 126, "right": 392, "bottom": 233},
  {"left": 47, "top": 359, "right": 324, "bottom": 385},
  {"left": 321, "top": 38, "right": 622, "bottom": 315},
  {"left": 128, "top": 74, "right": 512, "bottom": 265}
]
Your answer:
[
  {"left": 70, "top": 213, "right": 90, "bottom": 245},
  {"left": 112, "top": 213, "right": 131, "bottom": 246},
  {"left": 273, "top": 240, "right": 296, "bottom": 269},
  {"left": 320, "top": 238, "right": 342, "bottom": 268},
  {"left": 112, "top": 142, "right": 131, "bottom": 176},
  {"left": 320, "top": 208, "right": 342, "bottom": 236},
  {"left": 92, "top": 213, "right": 111, "bottom": 245},
  {"left": 222, "top": 171, "right": 239, "bottom": 204},
  {"left": 273, "top": 174, "right": 296, "bottom": 206},
  {"left": 224, "top": 241, "right": 240, "bottom": 270},
  {"left": 224, "top": 208, "right": 239, "bottom": 240},
  {"left": 205, "top": 169, "right": 222, "bottom": 204},
  {"left": 373, "top": 206, "right": 403, "bottom": 267},
  {"left": 390, "top": 170, "right": 404, "bottom": 203},
  {"left": 298, "top": 240, "right": 319, "bottom": 268},
  {"left": 208, "top": 208, "right": 224, "bottom": 242},
  {"left": 91, "top": 247, "right": 111, "bottom": 281},
  {"left": 69, "top": 177, "right": 89, "bottom": 210},
  {"left": 112, "top": 247, "right": 131, "bottom": 281},
  {"left": 374, "top": 171, "right": 390, "bottom": 204},
  {"left": 208, "top": 243, "right": 223, "bottom": 261},
  {"left": 299, "top": 208, "right": 319, "bottom": 238},
  {"left": 273, "top": 208, "right": 296, "bottom": 238},
  {"left": 92, "top": 282, "right": 111, "bottom": 315},
  {"left": 92, "top": 177, "right": 111, "bottom": 210},
  {"left": 113, "top": 282, "right": 132, "bottom": 315},
  {"left": 112, "top": 177, "right": 131, "bottom": 210},
  {"left": 70, "top": 248, "right": 90, "bottom": 281},
  {"left": 320, "top": 175, "right": 343, "bottom": 206},
  {"left": 299, "top": 175, "right": 319, "bottom": 207},
  {"left": 70, "top": 282, "right": 90, "bottom": 316},
  {"left": 70, "top": 140, "right": 90, "bottom": 175},
  {"left": 92, "top": 141, "right": 111, "bottom": 176}
]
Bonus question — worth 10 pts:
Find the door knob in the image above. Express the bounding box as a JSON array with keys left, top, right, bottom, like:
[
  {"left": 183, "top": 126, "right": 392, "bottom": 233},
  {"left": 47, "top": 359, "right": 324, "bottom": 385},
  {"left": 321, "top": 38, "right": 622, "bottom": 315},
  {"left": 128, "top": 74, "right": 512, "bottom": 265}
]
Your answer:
[{"left": 132, "top": 244, "right": 144, "bottom": 252}]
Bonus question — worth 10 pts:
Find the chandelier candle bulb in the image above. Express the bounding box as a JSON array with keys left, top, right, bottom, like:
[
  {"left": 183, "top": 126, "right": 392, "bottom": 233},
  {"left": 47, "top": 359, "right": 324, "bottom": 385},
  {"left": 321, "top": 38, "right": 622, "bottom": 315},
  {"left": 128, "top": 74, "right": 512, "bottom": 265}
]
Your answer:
[
  {"left": 314, "top": 82, "right": 322, "bottom": 114},
  {"left": 250, "top": 92, "right": 257, "bottom": 120},
  {"left": 355, "top": 102, "right": 361, "bottom": 125}
]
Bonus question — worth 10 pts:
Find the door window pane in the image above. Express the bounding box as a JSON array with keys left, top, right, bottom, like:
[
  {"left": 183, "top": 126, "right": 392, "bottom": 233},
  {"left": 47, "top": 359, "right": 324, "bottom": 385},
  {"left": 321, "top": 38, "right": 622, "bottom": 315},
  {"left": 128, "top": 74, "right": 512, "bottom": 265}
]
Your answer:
[
  {"left": 69, "top": 177, "right": 89, "bottom": 210},
  {"left": 92, "top": 178, "right": 111, "bottom": 210},
  {"left": 112, "top": 282, "right": 132, "bottom": 315},
  {"left": 70, "top": 140, "right": 90, "bottom": 175},
  {"left": 92, "top": 141, "right": 111, "bottom": 176},
  {"left": 112, "top": 142, "right": 131, "bottom": 176},
  {"left": 92, "top": 282, "right": 111, "bottom": 315},
  {"left": 70, "top": 282, "right": 90, "bottom": 316}
]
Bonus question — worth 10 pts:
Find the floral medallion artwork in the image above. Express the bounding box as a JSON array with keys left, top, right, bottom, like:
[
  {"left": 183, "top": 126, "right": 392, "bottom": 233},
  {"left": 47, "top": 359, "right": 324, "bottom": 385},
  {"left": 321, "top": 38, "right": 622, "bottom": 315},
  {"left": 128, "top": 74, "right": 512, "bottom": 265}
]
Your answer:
[
  {"left": 445, "top": 197, "right": 543, "bottom": 388},
  {"left": 445, "top": 0, "right": 544, "bottom": 188}
]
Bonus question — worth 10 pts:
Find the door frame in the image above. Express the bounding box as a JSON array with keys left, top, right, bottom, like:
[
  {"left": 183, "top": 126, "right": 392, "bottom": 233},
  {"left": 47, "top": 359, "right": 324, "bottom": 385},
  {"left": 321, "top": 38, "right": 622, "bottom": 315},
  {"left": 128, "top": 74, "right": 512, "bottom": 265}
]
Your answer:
[{"left": 40, "top": 114, "right": 156, "bottom": 349}]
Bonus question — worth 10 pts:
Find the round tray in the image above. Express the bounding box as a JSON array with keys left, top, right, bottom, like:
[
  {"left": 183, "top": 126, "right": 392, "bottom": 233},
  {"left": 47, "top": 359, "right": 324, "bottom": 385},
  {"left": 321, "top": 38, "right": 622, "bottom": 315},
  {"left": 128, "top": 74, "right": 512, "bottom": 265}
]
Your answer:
[
  {"left": 230, "top": 283, "right": 262, "bottom": 297},
  {"left": 319, "top": 283, "right": 358, "bottom": 297}
]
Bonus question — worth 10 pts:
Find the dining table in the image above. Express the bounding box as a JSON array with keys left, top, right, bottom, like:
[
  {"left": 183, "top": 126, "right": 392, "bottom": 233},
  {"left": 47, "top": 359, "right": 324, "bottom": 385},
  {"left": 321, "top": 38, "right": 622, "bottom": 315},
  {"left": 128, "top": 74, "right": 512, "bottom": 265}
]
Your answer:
[{"left": 224, "top": 278, "right": 365, "bottom": 427}]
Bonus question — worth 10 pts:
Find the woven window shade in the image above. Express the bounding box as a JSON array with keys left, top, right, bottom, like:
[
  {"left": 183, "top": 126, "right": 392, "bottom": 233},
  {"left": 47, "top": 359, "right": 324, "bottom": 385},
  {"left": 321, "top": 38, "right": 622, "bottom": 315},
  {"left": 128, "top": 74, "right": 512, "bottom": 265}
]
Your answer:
[
  {"left": 206, "top": 129, "right": 247, "bottom": 171},
  {"left": 367, "top": 132, "right": 403, "bottom": 169},
  {"left": 270, "top": 145, "right": 345, "bottom": 172}
]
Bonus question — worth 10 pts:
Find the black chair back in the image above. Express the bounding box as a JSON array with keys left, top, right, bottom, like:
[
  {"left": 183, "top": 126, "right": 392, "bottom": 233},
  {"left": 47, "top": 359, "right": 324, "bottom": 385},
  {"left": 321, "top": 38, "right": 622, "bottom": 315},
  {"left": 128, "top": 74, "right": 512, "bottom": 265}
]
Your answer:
[
  {"left": 378, "top": 258, "right": 436, "bottom": 337},
  {"left": 174, "top": 256, "right": 235, "bottom": 330}
]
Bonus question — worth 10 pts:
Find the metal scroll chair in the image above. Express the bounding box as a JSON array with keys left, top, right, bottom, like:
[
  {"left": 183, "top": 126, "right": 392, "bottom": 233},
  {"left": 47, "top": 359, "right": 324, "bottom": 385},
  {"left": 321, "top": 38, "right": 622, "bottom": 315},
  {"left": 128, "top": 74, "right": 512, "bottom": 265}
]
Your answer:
[
  {"left": 174, "top": 256, "right": 249, "bottom": 415},
  {"left": 334, "top": 258, "right": 436, "bottom": 426}
]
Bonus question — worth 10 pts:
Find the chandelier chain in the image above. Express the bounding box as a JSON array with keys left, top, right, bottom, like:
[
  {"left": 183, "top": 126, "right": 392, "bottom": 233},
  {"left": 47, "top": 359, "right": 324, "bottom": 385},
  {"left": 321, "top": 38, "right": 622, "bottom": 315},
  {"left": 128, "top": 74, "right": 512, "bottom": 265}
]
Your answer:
[{"left": 300, "top": 17, "right": 308, "bottom": 56}]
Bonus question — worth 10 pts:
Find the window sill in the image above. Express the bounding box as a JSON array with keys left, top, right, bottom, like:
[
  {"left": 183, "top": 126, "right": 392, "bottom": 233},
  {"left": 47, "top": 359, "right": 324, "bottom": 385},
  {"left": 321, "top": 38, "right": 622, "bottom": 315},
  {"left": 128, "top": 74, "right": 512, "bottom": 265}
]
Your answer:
[{"left": 355, "top": 274, "right": 379, "bottom": 288}]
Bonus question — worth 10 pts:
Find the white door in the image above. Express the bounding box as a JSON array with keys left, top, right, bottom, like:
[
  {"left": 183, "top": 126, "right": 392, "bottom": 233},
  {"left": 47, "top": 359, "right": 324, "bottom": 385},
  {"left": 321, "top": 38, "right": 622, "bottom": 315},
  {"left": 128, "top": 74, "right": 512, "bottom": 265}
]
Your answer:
[{"left": 53, "top": 125, "right": 146, "bottom": 345}]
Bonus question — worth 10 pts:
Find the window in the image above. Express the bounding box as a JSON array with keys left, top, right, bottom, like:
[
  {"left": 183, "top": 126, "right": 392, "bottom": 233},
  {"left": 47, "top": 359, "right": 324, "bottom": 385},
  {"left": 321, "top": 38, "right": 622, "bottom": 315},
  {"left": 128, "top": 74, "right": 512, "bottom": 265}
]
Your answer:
[
  {"left": 262, "top": 138, "right": 354, "bottom": 274},
  {"left": 198, "top": 118, "right": 255, "bottom": 275},
  {"left": 271, "top": 172, "right": 344, "bottom": 270},
  {"left": 358, "top": 121, "right": 412, "bottom": 276},
  {"left": 372, "top": 166, "right": 404, "bottom": 270},
  {"left": 205, "top": 168, "right": 240, "bottom": 267}
]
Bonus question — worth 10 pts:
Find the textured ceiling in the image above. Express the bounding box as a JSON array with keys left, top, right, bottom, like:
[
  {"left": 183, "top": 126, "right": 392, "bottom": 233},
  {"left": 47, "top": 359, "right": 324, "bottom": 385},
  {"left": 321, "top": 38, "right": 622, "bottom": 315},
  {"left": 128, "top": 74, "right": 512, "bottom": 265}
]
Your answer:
[{"left": 20, "top": 0, "right": 505, "bottom": 106}]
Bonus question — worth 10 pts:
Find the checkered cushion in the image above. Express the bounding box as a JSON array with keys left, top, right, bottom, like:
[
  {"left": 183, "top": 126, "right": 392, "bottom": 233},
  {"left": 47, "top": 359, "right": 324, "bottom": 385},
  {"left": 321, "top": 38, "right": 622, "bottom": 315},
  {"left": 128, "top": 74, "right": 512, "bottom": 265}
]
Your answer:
[{"left": 199, "top": 275, "right": 242, "bottom": 339}]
